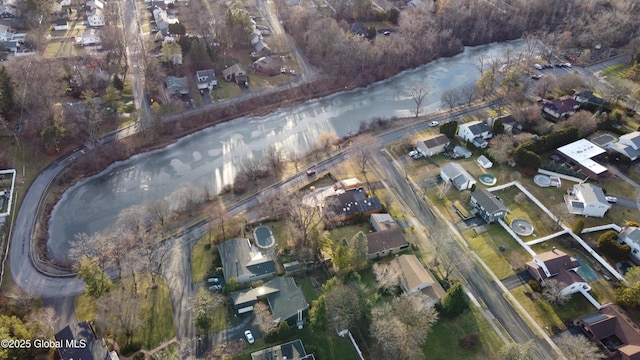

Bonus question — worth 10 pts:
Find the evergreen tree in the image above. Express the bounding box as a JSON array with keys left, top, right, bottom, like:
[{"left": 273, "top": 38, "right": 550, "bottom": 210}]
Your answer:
[
  {"left": 440, "top": 282, "right": 468, "bottom": 317},
  {"left": 0, "top": 66, "right": 14, "bottom": 117}
]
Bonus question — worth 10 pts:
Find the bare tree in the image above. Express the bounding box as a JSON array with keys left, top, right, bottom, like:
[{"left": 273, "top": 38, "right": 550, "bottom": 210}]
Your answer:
[
  {"left": 370, "top": 292, "right": 438, "bottom": 359},
  {"left": 95, "top": 289, "right": 144, "bottom": 347},
  {"left": 76, "top": 89, "right": 105, "bottom": 149},
  {"left": 487, "top": 134, "right": 515, "bottom": 164},
  {"left": 238, "top": 157, "right": 264, "bottom": 183},
  {"left": 325, "top": 283, "right": 365, "bottom": 332},
  {"left": 146, "top": 198, "right": 172, "bottom": 229},
  {"left": 348, "top": 134, "right": 381, "bottom": 174},
  {"left": 441, "top": 88, "right": 460, "bottom": 111},
  {"left": 192, "top": 287, "right": 224, "bottom": 332},
  {"left": 288, "top": 192, "right": 326, "bottom": 250},
  {"left": 318, "top": 132, "right": 337, "bottom": 152},
  {"left": 288, "top": 150, "right": 303, "bottom": 172},
  {"left": 69, "top": 232, "right": 111, "bottom": 272},
  {"left": 171, "top": 183, "right": 204, "bottom": 214},
  {"left": 561, "top": 110, "right": 600, "bottom": 137},
  {"left": 541, "top": 279, "right": 571, "bottom": 306},
  {"left": 27, "top": 307, "right": 58, "bottom": 341},
  {"left": 6, "top": 288, "right": 37, "bottom": 315},
  {"left": 500, "top": 341, "right": 534, "bottom": 360},
  {"left": 252, "top": 302, "right": 277, "bottom": 336},
  {"left": 259, "top": 188, "right": 291, "bottom": 221},
  {"left": 264, "top": 145, "right": 286, "bottom": 176},
  {"left": 408, "top": 84, "right": 430, "bottom": 117},
  {"left": 533, "top": 74, "right": 556, "bottom": 98},
  {"left": 555, "top": 332, "right": 605, "bottom": 360},
  {"left": 372, "top": 263, "right": 400, "bottom": 294},
  {"left": 460, "top": 83, "right": 477, "bottom": 106}
]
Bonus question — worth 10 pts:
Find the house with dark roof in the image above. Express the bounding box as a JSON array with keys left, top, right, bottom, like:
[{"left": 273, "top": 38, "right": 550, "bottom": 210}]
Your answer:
[
  {"left": 526, "top": 249, "right": 590, "bottom": 296},
  {"left": 55, "top": 321, "right": 119, "bottom": 360},
  {"left": 564, "top": 183, "right": 611, "bottom": 218},
  {"left": 416, "top": 134, "right": 450, "bottom": 157},
  {"left": 366, "top": 226, "right": 410, "bottom": 260},
  {"left": 218, "top": 237, "right": 276, "bottom": 284},
  {"left": 576, "top": 304, "right": 640, "bottom": 360},
  {"left": 390, "top": 254, "right": 444, "bottom": 304},
  {"left": 195, "top": 69, "right": 217, "bottom": 91},
  {"left": 469, "top": 188, "right": 507, "bottom": 224},
  {"left": 350, "top": 22, "right": 368, "bottom": 37},
  {"left": 222, "top": 63, "right": 248, "bottom": 85},
  {"left": 165, "top": 76, "right": 189, "bottom": 95},
  {"left": 488, "top": 114, "right": 519, "bottom": 134},
  {"left": 440, "top": 163, "right": 476, "bottom": 191},
  {"left": 618, "top": 227, "right": 640, "bottom": 263},
  {"left": 612, "top": 131, "right": 640, "bottom": 161},
  {"left": 457, "top": 120, "right": 492, "bottom": 148},
  {"left": 252, "top": 56, "right": 281, "bottom": 76},
  {"left": 574, "top": 90, "right": 607, "bottom": 111},
  {"left": 542, "top": 95, "right": 580, "bottom": 121},
  {"left": 231, "top": 277, "right": 309, "bottom": 328},
  {"left": 326, "top": 188, "right": 382, "bottom": 222},
  {"left": 251, "top": 339, "right": 316, "bottom": 360}
]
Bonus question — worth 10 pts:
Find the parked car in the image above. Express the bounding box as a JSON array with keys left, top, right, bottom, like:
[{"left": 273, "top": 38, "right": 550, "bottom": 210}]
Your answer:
[
  {"left": 564, "top": 62, "right": 572, "bottom": 68},
  {"left": 209, "top": 285, "right": 222, "bottom": 291},
  {"left": 207, "top": 277, "right": 220, "bottom": 284},
  {"left": 605, "top": 196, "right": 617, "bottom": 203},
  {"left": 409, "top": 150, "right": 418, "bottom": 157},
  {"left": 543, "top": 64, "right": 553, "bottom": 69},
  {"left": 383, "top": 31, "right": 390, "bottom": 36},
  {"left": 289, "top": 69, "right": 297, "bottom": 75},
  {"left": 244, "top": 330, "right": 255, "bottom": 344},
  {"left": 534, "top": 63, "right": 543, "bottom": 70},
  {"left": 429, "top": 121, "right": 439, "bottom": 127}
]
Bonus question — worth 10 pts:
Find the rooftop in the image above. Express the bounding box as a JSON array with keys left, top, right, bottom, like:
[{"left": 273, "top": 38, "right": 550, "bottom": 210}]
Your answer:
[
  {"left": 218, "top": 238, "right": 275, "bottom": 282},
  {"left": 557, "top": 139, "right": 607, "bottom": 175},
  {"left": 366, "top": 227, "right": 408, "bottom": 255},
  {"left": 471, "top": 188, "right": 507, "bottom": 214}
]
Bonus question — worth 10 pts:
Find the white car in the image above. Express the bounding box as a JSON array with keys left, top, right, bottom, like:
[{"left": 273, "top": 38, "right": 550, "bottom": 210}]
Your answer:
[
  {"left": 564, "top": 62, "right": 572, "bottom": 68},
  {"left": 534, "top": 63, "right": 543, "bottom": 70},
  {"left": 429, "top": 121, "right": 439, "bottom": 127},
  {"left": 244, "top": 330, "right": 255, "bottom": 344},
  {"left": 409, "top": 150, "right": 418, "bottom": 157},
  {"left": 605, "top": 196, "right": 617, "bottom": 203}
]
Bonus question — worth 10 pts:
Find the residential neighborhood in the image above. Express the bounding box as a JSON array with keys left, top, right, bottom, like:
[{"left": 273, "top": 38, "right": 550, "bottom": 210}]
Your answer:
[{"left": 1, "top": 0, "right": 640, "bottom": 359}]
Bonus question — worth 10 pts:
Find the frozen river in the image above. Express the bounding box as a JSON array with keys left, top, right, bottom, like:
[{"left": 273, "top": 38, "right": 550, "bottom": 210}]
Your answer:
[{"left": 48, "top": 39, "right": 528, "bottom": 264}]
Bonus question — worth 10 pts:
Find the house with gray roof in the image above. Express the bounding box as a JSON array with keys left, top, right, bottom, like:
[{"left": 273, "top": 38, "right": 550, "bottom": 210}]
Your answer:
[
  {"left": 55, "top": 321, "right": 119, "bottom": 360},
  {"left": 612, "top": 131, "right": 640, "bottom": 161},
  {"left": 618, "top": 227, "right": 640, "bottom": 263},
  {"left": 457, "top": 120, "right": 492, "bottom": 148},
  {"left": 470, "top": 188, "right": 507, "bottom": 224},
  {"left": 165, "top": 76, "right": 189, "bottom": 95},
  {"left": 440, "top": 163, "right": 476, "bottom": 191},
  {"left": 195, "top": 69, "right": 217, "bottom": 91},
  {"left": 564, "top": 183, "right": 611, "bottom": 218},
  {"left": 218, "top": 238, "right": 276, "bottom": 284},
  {"left": 390, "top": 254, "right": 444, "bottom": 304},
  {"left": 416, "top": 134, "right": 450, "bottom": 157},
  {"left": 231, "top": 277, "right": 309, "bottom": 328},
  {"left": 251, "top": 339, "right": 315, "bottom": 360}
]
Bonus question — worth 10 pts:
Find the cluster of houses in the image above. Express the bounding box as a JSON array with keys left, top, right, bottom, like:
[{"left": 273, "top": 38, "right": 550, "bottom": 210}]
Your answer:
[{"left": 165, "top": 68, "right": 219, "bottom": 95}]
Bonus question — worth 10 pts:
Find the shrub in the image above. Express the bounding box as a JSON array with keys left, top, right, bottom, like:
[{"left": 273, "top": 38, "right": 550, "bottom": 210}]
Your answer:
[
  {"left": 458, "top": 334, "right": 480, "bottom": 350},
  {"left": 528, "top": 280, "right": 542, "bottom": 293}
]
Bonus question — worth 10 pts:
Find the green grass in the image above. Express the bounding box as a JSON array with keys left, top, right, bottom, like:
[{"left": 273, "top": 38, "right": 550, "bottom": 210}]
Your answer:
[
  {"left": 422, "top": 306, "right": 504, "bottom": 359},
  {"left": 465, "top": 228, "right": 519, "bottom": 279},
  {"left": 295, "top": 276, "right": 319, "bottom": 302},
  {"left": 326, "top": 223, "right": 372, "bottom": 242},
  {"left": 600, "top": 64, "right": 629, "bottom": 79},
  {"left": 75, "top": 273, "right": 175, "bottom": 352},
  {"left": 209, "top": 303, "right": 237, "bottom": 332},
  {"left": 511, "top": 284, "right": 599, "bottom": 334},
  {"left": 493, "top": 186, "right": 560, "bottom": 237},
  {"left": 191, "top": 236, "right": 216, "bottom": 281}
]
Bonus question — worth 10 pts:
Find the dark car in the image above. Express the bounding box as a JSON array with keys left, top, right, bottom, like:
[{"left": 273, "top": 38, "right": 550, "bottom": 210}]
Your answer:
[{"left": 306, "top": 168, "right": 316, "bottom": 176}]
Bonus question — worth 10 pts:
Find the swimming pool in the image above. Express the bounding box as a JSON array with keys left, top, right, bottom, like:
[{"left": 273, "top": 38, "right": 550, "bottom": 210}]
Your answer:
[{"left": 576, "top": 257, "right": 599, "bottom": 282}]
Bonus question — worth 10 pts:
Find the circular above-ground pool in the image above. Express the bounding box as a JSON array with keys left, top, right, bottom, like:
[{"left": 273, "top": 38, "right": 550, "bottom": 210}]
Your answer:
[
  {"left": 479, "top": 173, "right": 497, "bottom": 186},
  {"left": 254, "top": 225, "right": 276, "bottom": 249},
  {"left": 534, "top": 174, "right": 551, "bottom": 187},
  {"left": 511, "top": 219, "right": 534, "bottom": 236}
]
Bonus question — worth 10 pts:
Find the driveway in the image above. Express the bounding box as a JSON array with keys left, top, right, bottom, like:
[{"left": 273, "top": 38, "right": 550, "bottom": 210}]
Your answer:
[{"left": 501, "top": 271, "right": 535, "bottom": 290}]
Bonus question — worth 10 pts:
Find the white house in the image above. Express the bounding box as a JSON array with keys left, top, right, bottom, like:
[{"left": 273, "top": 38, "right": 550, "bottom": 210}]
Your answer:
[
  {"left": 440, "top": 163, "right": 476, "bottom": 191},
  {"left": 87, "top": 8, "right": 105, "bottom": 27},
  {"left": 54, "top": 20, "right": 69, "bottom": 31},
  {"left": 81, "top": 28, "right": 101, "bottom": 48},
  {"left": 457, "top": 120, "right": 492, "bottom": 148},
  {"left": 564, "top": 183, "right": 611, "bottom": 218},
  {"left": 0, "top": 169, "right": 16, "bottom": 224},
  {"left": 618, "top": 227, "right": 640, "bottom": 263},
  {"left": 390, "top": 254, "right": 445, "bottom": 304},
  {"left": 59, "top": 0, "right": 71, "bottom": 6},
  {"left": 611, "top": 131, "right": 640, "bottom": 161},
  {"left": 416, "top": 134, "right": 449, "bottom": 157},
  {"left": 557, "top": 139, "right": 608, "bottom": 178},
  {"left": 526, "top": 249, "right": 590, "bottom": 296},
  {"left": 195, "top": 69, "right": 217, "bottom": 91}
]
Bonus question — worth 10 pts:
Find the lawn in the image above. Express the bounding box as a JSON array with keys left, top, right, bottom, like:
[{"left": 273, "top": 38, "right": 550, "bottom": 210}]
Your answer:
[
  {"left": 191, "top": 236, "right": 216, "bottom": 281},
  {"left": 327, "top": 223, "right": 372, "bottom": 242},
  {"left": 422, "top": 306, "right": 504, "bottom": 359},
  {"left": 465, "top": 228, "right": 518, "bottom": 279},
  {"left": 492, "top": 186, "right": 560, "bottom": 238},
  {"left": 511, "top": 283, "right": 600, "bottom": 334},
  {"left": 294, "top": 275, "right": 319, "bottom": 302},
  {"left": 75, "top": 273, "right": 175, "bottom": 353},
  {"left": 43, "top": 38, "right": 80, "bottom": 58}
]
